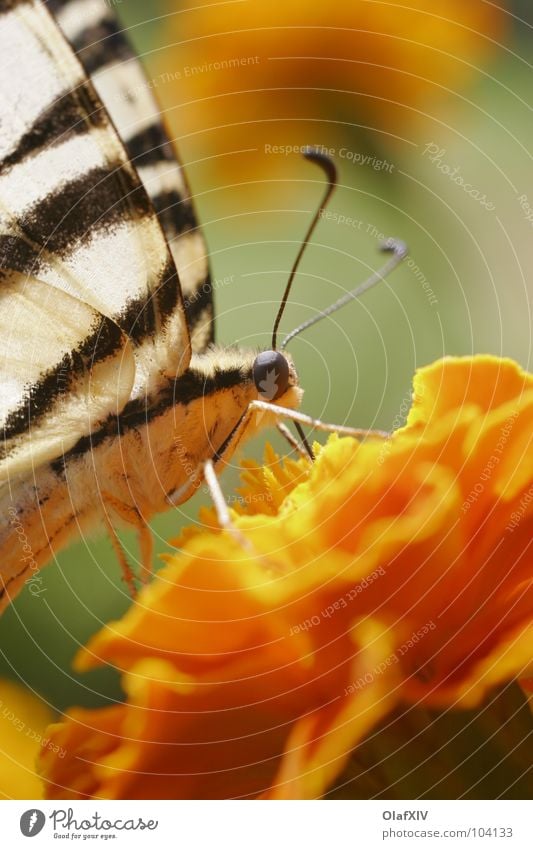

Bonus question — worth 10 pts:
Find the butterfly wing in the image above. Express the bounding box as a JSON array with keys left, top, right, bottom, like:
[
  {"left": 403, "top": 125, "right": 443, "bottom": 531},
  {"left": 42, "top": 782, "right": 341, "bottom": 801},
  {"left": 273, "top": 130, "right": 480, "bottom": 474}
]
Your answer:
[
  {"left": 50, "top": 0, "right": 214, "bottom": 353},
  {"left": 0, "top": 273, "right": 135, "bottom": 480},
  {"left": 0, "top": 0, "right": 190, "bottom": 390},
  {"left": 0, "top": 0, "right": 197, "bottom": 481}
]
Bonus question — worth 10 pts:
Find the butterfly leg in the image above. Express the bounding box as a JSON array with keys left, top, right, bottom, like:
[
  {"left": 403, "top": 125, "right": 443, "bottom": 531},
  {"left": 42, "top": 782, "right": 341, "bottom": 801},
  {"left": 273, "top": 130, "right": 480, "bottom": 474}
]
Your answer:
[
  {"left": 101, "top": 493, "right": 153, "bottom": 591},
  {"left": 196, "top": 401, "right": 388, "bottom": 493},
  {"left": 202, "top": 458, "right": 294, "bottom": 573},
  {"left": 137, "top": 519, "right": 154, "bottom": 584},
  {"left": 250, "top": 401, "right": 391, "bottom": 440},
  {"left": 101, "top": 507, "right": 137, "bottom": 598},
  {"left": 276, "top": 422, "right": 314, "bottom": 460},
  {"left": 202, "top": 459, "right": 256, "bottom": 556}
]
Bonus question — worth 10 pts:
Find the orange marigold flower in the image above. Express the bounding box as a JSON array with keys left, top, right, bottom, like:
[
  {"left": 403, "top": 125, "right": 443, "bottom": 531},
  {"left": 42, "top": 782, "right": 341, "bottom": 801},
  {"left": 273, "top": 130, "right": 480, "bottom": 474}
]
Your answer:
[
  {"left": 39, "top": 356, "right": 533, "bottom": 800},
  {"left": 153, "top": 0, "right": 507, "bottom": 181}
]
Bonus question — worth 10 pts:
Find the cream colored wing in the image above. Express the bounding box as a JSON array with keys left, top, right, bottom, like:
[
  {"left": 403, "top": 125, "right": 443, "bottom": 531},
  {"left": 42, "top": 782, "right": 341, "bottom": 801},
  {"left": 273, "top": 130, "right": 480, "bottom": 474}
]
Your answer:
[
  {"left": 0, "top": 0, "right": 191, "bottom": 394},
  {"left": 49, "top": 0, "right": 214, "bottom": 353},
  {"left": 0, "top": 273, "right": 135, "bottom": 482}
]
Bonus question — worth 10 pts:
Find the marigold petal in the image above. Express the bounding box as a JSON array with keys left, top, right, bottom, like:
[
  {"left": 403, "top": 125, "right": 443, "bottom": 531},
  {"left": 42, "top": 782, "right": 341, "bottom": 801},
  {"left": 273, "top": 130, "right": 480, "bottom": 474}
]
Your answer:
[
  {"left": 405, "top": 356, "right": 532, "bottom": 432},
  {"left": 39, "top": 355, "right": 533, "bottom": 799}
]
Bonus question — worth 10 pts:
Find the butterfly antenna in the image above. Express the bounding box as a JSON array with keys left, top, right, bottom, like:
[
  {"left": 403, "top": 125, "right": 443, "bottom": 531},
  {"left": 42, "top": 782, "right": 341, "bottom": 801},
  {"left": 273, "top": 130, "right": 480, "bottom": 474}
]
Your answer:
[
  {"left": 281, "top": 238, "right": 408, "bottom": 351},
  {"left": 271, "top": 148, "right": 337, "bottom": 350}
]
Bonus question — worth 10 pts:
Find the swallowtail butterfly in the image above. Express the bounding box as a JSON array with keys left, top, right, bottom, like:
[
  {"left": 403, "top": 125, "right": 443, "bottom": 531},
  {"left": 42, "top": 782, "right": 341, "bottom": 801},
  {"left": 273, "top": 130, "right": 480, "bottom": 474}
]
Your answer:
[{"left": 0, "top": 0, "right": 405, "bottom": 611}]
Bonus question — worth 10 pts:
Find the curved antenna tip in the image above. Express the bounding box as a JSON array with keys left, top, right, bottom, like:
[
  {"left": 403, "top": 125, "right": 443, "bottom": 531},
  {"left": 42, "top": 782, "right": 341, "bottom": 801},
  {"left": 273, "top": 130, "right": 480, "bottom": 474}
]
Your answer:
[
  {"left": 281, "top": 235, "right": 408, "bottom": 351},
  {"left": 380, "top": 237, "right": 408, "bottom": 260},
  {"left": 302, "top": 147, "right": 338, "bottom": 185}
]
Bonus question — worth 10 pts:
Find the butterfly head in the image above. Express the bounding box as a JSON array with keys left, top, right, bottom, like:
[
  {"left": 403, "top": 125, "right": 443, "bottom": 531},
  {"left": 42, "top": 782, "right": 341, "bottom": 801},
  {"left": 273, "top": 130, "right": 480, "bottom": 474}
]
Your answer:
[{"left": 252, "top": 349, "right": 293, "bottom": 401}]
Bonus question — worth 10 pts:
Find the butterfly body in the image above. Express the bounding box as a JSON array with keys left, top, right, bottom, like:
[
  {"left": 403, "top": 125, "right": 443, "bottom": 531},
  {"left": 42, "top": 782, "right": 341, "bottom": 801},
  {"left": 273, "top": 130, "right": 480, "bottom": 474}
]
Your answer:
[{"left": 0, "top": 338, "right": 301, "bottom": 608}]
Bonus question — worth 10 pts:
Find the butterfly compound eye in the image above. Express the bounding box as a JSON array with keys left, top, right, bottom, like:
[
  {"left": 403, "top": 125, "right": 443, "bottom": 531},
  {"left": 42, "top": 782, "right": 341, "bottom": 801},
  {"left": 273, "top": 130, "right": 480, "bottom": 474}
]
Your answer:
[{"left": 252, "top": 350, "right": 290, "bottom": 401}]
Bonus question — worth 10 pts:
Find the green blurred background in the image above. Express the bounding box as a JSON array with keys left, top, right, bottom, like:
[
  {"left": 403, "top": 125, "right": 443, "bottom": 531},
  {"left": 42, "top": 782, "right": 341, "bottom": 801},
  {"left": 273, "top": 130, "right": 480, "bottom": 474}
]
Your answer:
[{"left": 1, "top": 0, "right": 531, "bottom": 712}]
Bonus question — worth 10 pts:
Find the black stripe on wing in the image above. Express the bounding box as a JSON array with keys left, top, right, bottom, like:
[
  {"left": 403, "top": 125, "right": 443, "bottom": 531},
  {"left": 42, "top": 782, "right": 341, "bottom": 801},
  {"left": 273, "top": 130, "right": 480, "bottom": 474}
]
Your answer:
[
  {"left": 22, "top": 165, "right": 152, "bottom": 255},
  {"left": 118, "top": 257, "right": 182, "bottom": 344},
  {"left": 1, "top": 87, "right": 106, "bottom": 170},
  {"left": 1, "top": 314, "right": 124, "bottom": 449},
  {"left": 126, "top": 125, "right": 177, "bottom": 168},
  {"left": 70, "top": 16, "right": 131, "bottom": 76},
  {"left": 0, "top": 236, "right": 39, "bottom": 277}
]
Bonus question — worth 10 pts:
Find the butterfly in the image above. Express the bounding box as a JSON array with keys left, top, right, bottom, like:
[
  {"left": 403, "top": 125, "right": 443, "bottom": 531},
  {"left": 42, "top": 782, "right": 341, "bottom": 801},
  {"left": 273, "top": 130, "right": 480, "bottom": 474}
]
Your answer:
[{"left": 0, "top": 0, "right": 405, "bottom": 611}]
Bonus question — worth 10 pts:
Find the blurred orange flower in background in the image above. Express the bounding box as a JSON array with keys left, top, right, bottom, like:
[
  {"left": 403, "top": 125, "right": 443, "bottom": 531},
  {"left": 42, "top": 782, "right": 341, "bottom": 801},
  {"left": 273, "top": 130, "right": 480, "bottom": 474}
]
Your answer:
[
  {"left": 152, "top": 0, "right": 508, "bottom": 182},
  {"left": 39, "top": 356, "right": 533, "bottom": 800},
  {"left": 0, "top": 679, "right": 54, "bottom": 799}
]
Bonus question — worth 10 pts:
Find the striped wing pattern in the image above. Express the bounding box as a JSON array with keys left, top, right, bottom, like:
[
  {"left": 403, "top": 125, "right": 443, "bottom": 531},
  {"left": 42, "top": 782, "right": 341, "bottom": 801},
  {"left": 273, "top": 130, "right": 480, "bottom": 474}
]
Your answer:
[
  {"left": 0, "top": 273, "right": 136, "bottom": 479},
  {"left": 0, "top": 0, "right": 194, "bottom": 478},
  {"left": 49, "top": 0, "right": 214, "bottom": 353}
]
